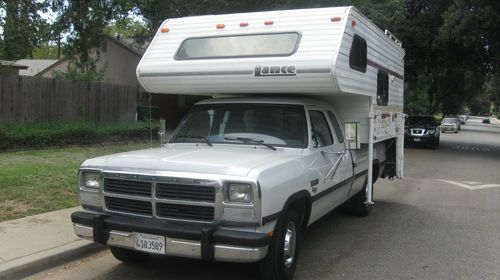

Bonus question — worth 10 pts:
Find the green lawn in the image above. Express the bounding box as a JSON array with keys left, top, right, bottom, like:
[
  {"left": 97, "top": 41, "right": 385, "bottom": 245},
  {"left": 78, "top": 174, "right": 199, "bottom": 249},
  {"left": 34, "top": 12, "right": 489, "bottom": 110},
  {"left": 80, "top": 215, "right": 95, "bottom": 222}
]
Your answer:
[{"left": 0, "top": 141, "right": 152, "bottom": 222}]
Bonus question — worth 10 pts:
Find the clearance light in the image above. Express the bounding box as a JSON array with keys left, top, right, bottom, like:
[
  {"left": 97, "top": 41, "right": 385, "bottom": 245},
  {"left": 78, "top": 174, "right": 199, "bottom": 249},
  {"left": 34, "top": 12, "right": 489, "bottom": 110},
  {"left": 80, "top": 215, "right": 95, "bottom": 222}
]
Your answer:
[
  {"left": 160, "top": 27, "right": 170, "bottom": 33},
  {"left": 264, "top": 20, "right": 274, "bottom": 25},
  {"left": 216, "top": 23, "right": 225, "bottom": 29},
  {"left": 240, "top": 22, "right": 249, "bottom": 27},
  {"left": 331, "top": 16, "right": 342, "bottom": 22},
  {"left": 352, "top": 20, "right": 357, "bottom": 27}
]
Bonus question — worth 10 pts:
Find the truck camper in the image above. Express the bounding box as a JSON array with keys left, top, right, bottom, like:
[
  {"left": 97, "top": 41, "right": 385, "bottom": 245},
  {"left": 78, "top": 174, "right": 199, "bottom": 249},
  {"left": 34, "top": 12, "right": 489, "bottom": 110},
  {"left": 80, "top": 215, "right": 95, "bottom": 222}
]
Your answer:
[{"left": 71, "top": 6, "right": 405, "bottom": 280}]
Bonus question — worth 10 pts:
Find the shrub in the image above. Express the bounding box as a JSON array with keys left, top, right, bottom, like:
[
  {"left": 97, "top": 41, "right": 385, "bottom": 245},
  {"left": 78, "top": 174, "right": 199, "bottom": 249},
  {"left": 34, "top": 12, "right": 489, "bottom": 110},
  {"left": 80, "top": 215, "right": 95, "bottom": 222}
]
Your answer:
[{"left": 0, "top": 120, "right": 158, "bottom": 150}]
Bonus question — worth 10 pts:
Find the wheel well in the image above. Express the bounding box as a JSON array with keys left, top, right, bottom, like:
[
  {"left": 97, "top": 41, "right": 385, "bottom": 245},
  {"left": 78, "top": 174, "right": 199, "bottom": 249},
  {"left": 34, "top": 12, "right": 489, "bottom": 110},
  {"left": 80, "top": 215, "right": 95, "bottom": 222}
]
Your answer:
[{"left": 282, "top": 191, "right": 311, "bottom": 229}]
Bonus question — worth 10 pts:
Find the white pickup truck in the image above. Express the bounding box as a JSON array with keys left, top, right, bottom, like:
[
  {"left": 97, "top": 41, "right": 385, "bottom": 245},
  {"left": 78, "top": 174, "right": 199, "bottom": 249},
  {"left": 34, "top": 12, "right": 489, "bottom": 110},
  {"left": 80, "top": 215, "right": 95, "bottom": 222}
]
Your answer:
[{"left": 71, "top": 6, "right": 404, "bottom": 280}]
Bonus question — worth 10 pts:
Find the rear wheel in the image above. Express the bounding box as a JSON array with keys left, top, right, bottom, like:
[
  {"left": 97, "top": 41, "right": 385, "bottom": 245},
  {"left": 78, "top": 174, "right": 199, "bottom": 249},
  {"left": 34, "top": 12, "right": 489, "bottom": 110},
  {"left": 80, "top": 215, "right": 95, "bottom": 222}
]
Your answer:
[
  {"left": 259, "top": 208, "right": 302, "bottom": 280},
  {"left": 110, "top": 246, "right": 149, "bottom": 264}
]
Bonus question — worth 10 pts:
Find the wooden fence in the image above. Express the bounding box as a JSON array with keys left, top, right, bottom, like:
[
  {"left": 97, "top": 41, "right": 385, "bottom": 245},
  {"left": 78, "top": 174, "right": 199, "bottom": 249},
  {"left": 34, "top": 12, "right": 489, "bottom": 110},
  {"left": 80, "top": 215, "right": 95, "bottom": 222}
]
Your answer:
[{"left": 0, "top": 75, "right": 138, "bottom": 123}]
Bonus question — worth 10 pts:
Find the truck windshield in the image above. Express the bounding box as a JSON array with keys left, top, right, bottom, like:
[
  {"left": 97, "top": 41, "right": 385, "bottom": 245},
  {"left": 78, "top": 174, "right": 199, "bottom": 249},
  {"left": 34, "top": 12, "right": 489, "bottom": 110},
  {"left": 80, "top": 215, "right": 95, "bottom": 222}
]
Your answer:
[{"left": 171, "top": 103, "right": 308, "bottom": 148}]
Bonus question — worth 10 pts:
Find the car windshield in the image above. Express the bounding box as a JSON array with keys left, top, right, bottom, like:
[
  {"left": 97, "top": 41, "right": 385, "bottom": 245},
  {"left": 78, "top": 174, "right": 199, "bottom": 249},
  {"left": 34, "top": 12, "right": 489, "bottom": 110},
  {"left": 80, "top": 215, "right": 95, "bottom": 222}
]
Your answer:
[
  {"left": 443, "top": 118, "right": 457, "bottom": 123},
  {"left": 171, "top": 103, "right": 308, "bottom": 148},
  {"left": 405, "top": 116, "right": 434, "bottom": 126}
]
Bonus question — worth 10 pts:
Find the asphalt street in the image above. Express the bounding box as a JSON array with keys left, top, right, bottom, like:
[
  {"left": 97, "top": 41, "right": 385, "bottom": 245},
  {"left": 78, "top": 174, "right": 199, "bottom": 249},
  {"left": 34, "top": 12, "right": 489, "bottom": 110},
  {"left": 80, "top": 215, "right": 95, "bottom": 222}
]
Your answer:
[{"left": 32, "top": 120, "right": 500, "bottom": 280}]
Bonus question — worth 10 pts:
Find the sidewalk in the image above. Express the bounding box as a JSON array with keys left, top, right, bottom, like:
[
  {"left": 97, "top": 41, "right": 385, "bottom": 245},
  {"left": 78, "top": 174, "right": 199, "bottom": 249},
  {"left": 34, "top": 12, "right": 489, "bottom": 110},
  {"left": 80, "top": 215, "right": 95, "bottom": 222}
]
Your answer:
[{"left": 0, "top": 207, "right": 105, "bottom": 279}]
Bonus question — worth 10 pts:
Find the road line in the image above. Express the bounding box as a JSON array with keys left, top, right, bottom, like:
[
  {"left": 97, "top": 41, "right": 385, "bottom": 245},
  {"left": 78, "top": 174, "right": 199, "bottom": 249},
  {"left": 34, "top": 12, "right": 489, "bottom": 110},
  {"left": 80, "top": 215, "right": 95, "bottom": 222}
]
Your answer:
[{"left": 438, "top": 179, "right": 500, "bottom": 190}]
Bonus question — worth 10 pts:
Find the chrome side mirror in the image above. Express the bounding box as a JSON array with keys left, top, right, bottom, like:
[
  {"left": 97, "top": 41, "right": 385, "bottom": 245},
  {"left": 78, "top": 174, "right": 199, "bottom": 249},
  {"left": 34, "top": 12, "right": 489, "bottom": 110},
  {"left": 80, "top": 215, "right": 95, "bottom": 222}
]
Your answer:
[{"left": 345, "top": 122, "right": 360, "bottom": 150}]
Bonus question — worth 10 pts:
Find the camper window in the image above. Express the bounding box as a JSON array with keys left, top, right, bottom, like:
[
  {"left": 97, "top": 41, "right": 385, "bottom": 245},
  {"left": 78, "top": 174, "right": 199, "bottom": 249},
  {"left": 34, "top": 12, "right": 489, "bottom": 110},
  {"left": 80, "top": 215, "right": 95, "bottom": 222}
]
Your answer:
[
  {"left": 309, "top": 110, "right": 333, "bottom": 148},
  {"left": 349, "top": 34, "right": 367, "bottom": 72},
  {"left": 377, "top": 70, "right": 389, "bottom": 105},
  {"left": 175, "top": 32, "right": 300, "bottom": 59}
]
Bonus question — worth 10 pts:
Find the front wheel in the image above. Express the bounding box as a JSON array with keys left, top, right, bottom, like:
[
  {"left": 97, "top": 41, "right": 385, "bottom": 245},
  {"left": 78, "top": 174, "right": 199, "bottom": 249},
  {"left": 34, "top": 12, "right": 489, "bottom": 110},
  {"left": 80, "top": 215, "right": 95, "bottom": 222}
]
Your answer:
[{"left": 259, "top": 208, "right": 302, "bottom": 280}]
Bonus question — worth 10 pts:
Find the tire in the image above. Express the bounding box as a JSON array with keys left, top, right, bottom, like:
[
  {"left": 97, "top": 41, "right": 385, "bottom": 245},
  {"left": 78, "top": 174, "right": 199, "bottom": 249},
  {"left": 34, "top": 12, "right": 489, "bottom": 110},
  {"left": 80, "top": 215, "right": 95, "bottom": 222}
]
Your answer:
[
  {"left": 110, "top": 246, "right": 149, "bottom": 264},
  {"left": 259, "top": 208, "right": 302, "bottom": 280},
  {"left": 343, "top": 181, "right": 372, "bottom": 216}
]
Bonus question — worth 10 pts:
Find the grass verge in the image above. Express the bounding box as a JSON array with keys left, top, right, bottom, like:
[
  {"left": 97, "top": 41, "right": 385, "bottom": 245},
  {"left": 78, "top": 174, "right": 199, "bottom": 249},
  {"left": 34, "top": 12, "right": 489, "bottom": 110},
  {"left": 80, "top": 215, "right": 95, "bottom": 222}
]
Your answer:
[
  {"left": 0, "top": 120, "right": 158, "bottom": 150},
  {"left": 0, "top": 141, "right": 152, "bottom": 222}
]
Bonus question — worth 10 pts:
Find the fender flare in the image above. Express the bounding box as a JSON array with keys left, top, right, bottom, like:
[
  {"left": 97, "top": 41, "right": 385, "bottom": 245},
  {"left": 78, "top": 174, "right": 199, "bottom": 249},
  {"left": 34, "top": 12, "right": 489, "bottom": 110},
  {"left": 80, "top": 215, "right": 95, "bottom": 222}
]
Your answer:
[{"left": 262, "top": 190, "right": 312, "bottom": 227}]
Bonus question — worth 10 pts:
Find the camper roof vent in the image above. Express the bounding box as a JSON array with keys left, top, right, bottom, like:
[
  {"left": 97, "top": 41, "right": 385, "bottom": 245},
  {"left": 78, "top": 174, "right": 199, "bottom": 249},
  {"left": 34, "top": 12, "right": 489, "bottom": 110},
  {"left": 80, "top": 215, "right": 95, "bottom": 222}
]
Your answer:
[{"left": 384, "top": 30, "right": 402, "bottom": 47}]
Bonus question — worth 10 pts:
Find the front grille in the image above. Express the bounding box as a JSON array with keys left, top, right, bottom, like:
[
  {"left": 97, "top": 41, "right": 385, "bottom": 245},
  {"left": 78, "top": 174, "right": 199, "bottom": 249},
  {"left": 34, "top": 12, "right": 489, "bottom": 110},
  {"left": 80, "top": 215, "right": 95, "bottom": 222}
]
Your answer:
[
  {"left": 156, "top": 183, "right": 215, "bottom": 202},
  {"left": 101, "top": 174, "right": 219, "bottom": 223},
  {"left": 104, "top": 178, "right": 152, "bottom": 197},
  {"left": 157, "top": 203, "right": 214, "bottom": 221},
  {"left": 105, "top": 196, "right": 152, "bottom": 216}
]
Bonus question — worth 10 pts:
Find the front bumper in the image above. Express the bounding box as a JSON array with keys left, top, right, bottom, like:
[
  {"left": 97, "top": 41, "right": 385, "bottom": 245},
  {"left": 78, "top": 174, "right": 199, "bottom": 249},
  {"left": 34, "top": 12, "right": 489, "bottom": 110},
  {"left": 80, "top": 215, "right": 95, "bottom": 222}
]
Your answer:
[
  {"left": 71, "top": 211, "right": 270, "bottom": 263},
  {"left": 405, "top": 134, "right": 436, "bottom": 143}
]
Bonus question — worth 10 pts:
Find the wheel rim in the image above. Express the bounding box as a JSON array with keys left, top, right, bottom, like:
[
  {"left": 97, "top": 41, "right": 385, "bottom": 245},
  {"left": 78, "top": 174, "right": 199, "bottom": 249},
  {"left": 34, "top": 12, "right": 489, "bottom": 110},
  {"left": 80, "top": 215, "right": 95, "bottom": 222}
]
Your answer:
[{"left": 283, "top": 221, "right": 297, "bottom": 268}]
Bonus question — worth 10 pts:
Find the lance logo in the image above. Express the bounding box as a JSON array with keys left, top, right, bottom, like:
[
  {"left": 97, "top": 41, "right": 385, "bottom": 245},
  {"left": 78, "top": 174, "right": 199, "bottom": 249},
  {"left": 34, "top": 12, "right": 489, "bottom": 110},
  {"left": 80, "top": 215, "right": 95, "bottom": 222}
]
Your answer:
[{"left": 255, "top": 65, "right": 296, "bottom": 77}]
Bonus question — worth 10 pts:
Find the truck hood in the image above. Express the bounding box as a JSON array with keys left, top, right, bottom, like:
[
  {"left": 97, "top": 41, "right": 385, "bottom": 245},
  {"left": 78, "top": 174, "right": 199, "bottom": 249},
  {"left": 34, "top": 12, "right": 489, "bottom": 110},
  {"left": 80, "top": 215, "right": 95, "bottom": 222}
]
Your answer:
[{"left": 81, "top": 144, "right": 299, "bottom": 177}]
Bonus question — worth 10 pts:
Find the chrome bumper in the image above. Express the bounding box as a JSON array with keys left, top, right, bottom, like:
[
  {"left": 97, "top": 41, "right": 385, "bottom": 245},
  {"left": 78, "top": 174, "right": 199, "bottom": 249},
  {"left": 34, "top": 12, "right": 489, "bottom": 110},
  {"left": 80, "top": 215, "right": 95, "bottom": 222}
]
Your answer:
[{"left": 73, "top": 224, "right": 268, "bottom": 263}]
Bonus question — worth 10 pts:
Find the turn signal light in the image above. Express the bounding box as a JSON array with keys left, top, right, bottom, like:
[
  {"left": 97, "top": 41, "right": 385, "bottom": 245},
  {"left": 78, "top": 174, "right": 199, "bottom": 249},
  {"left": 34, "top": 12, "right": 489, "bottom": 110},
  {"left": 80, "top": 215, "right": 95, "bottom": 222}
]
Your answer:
[
  {"left": 160, "top": 27, "right": 170, "bottom": 33},
  {"left": 216, "top": 23, "right": 225, "bottom": 29}
]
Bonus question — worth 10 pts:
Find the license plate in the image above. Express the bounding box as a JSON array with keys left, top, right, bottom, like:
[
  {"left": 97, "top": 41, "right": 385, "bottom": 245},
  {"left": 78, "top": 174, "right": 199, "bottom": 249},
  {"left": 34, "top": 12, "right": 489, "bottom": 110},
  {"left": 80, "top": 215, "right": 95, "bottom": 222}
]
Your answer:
[
  {"left": 413, "top": 138, "right": 421, "bottom": 142},
  {"left": 134, "top": 233, "right": 165, "bottom": 254}
]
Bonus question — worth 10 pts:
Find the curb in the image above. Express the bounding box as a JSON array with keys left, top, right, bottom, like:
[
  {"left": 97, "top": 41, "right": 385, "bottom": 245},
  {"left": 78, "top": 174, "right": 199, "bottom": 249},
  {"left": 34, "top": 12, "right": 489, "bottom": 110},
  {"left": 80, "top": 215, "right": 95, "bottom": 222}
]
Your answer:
[{"left": 0, "top": 240, "right": 106, "bottom": 280}]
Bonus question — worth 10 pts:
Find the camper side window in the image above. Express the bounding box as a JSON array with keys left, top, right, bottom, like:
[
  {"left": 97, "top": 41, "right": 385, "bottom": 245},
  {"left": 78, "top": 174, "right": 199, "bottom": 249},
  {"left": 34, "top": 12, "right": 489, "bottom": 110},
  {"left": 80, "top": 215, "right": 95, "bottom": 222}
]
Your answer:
[
  {"left": 349, "top": 34, "right": 367, "bottom": 73},
  {"left": 377, "top": 70, "right": 389, "bottom": 106}
]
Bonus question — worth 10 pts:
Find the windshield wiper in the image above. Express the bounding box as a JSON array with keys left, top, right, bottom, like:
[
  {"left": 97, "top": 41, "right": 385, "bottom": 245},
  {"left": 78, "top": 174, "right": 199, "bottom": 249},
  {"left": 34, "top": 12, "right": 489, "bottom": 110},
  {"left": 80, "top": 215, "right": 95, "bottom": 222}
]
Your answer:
[
  {"left": 176, "top": 135, "right": 212, "bottom": 146},
  {"left": 224, "top": 137, "right": 277, "bottom": 151}
]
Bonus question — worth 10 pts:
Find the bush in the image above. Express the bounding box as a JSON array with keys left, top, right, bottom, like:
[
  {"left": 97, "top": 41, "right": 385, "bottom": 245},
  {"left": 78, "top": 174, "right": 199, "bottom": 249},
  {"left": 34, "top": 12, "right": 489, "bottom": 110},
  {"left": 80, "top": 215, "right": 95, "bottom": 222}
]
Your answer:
[{"left": 0, "top": 120, "right": 158, "bottom": 150}]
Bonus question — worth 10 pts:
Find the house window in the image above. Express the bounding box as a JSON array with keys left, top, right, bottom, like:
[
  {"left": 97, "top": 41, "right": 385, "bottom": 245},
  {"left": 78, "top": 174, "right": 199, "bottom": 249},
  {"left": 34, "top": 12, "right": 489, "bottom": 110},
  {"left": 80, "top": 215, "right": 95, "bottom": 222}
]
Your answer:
[
  {"left": 377, "top": 70, "right": 389, "bottom": 106},
  {"left": 309, "top": 110, "right": 333, "bottom": 148},
  {"left": 349, "top": 34, "right": 367, "bottom": 73}
]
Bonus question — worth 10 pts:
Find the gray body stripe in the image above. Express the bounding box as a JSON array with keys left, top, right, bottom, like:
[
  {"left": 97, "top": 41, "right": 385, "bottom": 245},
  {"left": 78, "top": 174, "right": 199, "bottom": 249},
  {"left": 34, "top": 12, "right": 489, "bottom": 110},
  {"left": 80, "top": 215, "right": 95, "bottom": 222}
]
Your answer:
[
  {"left": 366, "top": 59, "right": 404, "bottom": 80},
  {"left": 139, "top": 68, "right": 331, "bottom": 78},
  {"left": 297, "top": 68, "right": 331, "bottom": 74},
  {"left": 140, "top": 70, "right": 253, "bottom": 77}
]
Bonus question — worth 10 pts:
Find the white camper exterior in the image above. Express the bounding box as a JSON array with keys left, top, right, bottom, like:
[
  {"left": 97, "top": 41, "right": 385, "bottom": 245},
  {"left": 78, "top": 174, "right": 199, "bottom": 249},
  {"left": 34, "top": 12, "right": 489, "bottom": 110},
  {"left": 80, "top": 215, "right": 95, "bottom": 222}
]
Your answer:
[
  {"left": 137, "top": 6, "right": 405, "bottom": 175},
  {"left": 137, "top": 6, "right": 404, "bottom": 104},
  {"left": 72, "top": 7, "right": 405, "bottom": 280}
]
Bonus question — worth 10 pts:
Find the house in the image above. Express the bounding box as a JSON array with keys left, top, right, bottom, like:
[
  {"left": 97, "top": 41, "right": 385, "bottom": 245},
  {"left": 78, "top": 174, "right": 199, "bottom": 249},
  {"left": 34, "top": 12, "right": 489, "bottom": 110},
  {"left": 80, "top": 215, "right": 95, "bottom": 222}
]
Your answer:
[
  {"left": 0, "top": 60, "right": 28, "bottom": 75},
  {"left": 16, "top": 59, "right": 58, "bottom": 76},
  {"left": 36, "top": 35, "right": 147, "bottom": 89}
]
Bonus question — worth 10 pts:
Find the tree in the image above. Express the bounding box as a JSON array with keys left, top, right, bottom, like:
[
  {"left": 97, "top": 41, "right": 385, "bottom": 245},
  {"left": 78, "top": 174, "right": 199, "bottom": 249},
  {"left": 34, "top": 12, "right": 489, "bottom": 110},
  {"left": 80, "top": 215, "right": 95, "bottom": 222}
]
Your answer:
[
  {"left": 51, "top": 0, "right": 124, "bottom": 74},
  {"left": 2, "top": 0, "right": 48, "bottom": 60}
]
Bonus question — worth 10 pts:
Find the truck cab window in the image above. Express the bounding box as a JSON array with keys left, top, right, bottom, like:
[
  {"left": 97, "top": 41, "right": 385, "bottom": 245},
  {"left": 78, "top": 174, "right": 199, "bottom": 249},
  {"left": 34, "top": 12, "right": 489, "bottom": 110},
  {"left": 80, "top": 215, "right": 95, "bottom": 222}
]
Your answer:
[
  {"left": 349, "top": 34, "right": 367, "bottom": 73},
  {"left": 309, "top": 110, "right": 333, "bottom": 148},
  {"left": 172, "top": 104, "right": 308, "bottom": 148},
  {"left": 327, "top": 111, "right": 344, "bottom": 143}
]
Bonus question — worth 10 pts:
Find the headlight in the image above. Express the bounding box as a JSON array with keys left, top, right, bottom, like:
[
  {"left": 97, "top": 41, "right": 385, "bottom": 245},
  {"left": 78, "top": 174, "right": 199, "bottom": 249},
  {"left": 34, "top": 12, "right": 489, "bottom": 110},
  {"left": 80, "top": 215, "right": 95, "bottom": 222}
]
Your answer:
[
  {"left": 427, "top": 129, "right": 435, "bottom": 134},
  {"left": 78, "top": 170, "right": 102, "bottom": 209},
  {"left": 228, "top": 183, "right": 253, "bottom": 203},
  {"left": 82, "top": 172, "right": 101, "bottom": 189}
]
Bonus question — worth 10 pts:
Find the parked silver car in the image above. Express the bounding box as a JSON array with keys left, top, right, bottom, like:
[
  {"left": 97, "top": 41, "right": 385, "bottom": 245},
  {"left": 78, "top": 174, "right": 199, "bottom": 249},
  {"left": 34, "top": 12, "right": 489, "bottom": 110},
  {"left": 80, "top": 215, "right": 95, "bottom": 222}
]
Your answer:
[{"left": 441, "top": 117, "right": 459, "bottom": 133}]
